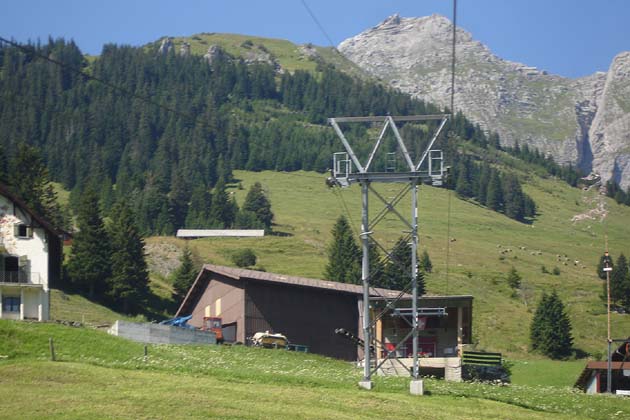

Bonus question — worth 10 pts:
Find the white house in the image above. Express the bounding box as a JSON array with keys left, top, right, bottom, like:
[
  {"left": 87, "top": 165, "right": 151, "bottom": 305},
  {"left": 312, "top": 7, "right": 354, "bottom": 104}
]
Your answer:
[{"left": 0, "top": 184, "right": 63, "bottom": 321}]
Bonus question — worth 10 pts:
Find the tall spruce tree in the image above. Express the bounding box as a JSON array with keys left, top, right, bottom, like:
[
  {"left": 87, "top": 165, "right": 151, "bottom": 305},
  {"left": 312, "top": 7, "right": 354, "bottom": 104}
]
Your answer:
[
  {"left": 530, "top": 290, "right": 573, "bottom": 359},
  {"left": 172, "top": 246, "right": 198, "bottom": 301},
  {"left": 324, "top": 215, "right": 361, "bottom": 284},
  {"left": 208, "top": 179, "right": 236, "bottom": 228},
  {"left": 609, "top": 253, "right": 630, "bottom": 308},
  {"left": 107, "top": 202, "right": 149, "bottom": 313},
  {"left": 66, "top": 187, "right": 111, "bottom": 299},
  {"left": 506, "top": 266, "right": 522, "bottom": 289},
  {"left": 241, "top": 182, "right": 273, "bottom": 232},
  {"left": 485, "top": 170, "right": 503, "bottom": 211},
  {"left": 383, "top": 237, "right": 425, "bottom": 294},
  {"left": 419, "top": 250, "right": 433, "bottom": 273},
  {"left": 8, "top": 143, "right": 65, "bottom": 229}
]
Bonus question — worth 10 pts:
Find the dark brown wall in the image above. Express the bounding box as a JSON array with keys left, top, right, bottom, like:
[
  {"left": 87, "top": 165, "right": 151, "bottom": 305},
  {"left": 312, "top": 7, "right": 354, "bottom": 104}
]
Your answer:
[
  {"left": 244, "top": 280, "right": 359, "bottom": 360},
  {"left": 188, "top": 274, "right": 245, "bottom": 342}
]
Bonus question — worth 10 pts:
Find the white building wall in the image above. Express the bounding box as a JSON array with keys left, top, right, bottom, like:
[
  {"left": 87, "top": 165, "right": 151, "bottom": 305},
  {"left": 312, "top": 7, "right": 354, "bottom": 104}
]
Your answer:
[
  {"left": 22, "top": 289, "right": 40, "bottom": 319},
  {"left": 0, "top": 193, "right": 51, "bottom": 322},
  {"left": 0, "top": 195, "right": 49, "bottom": 289}
]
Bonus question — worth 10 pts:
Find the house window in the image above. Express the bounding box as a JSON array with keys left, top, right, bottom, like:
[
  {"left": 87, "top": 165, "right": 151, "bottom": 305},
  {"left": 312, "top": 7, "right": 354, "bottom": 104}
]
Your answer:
[
  {"left": 14, "top": 224, "right": 33, "bottom": 239},
  {"left": 2, "top": 296, "right": 20, "bottom": 312}
]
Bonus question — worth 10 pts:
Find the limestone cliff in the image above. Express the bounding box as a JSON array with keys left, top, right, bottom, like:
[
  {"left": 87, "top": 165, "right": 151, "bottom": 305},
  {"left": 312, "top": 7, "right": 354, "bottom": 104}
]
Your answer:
[{"left": 338, "top": 14, "right": 630, "bottom": 187}]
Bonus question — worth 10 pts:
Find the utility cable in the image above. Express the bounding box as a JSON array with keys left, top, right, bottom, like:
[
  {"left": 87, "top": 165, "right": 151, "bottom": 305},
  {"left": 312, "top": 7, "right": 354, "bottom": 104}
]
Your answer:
[
  {"left": 300, "top": 0, "right": 336, "bottom": 49},
  {"left": 445, "top": 0, "right": 457, "bottom": 293}
]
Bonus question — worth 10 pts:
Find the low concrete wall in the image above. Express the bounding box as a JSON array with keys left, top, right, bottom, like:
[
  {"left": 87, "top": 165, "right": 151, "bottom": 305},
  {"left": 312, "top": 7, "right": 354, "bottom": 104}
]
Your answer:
[{"left": 108, "top": 320, "right": 216, "bottom": 345}]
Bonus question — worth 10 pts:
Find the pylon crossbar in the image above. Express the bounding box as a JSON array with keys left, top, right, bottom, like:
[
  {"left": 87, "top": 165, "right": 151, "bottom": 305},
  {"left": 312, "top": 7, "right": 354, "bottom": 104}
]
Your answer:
[{"left": 329, "top": 114, "right": 448, "bottom": 123}]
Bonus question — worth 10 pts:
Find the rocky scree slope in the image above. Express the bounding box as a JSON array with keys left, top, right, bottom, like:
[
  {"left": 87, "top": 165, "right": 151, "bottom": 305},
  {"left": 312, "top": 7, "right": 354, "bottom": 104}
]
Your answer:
[{"left": 339, "top": 14, "right": 630, "bottom": 188}]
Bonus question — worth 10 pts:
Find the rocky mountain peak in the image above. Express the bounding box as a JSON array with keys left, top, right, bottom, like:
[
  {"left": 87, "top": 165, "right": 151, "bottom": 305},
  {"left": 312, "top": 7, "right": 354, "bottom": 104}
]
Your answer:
[{"left": 339, "top": 15, "right": 630, "bottom": 188}]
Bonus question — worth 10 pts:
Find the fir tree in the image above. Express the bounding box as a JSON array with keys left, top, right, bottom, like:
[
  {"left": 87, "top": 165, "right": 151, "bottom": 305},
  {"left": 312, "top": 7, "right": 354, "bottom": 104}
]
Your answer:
[
  {"left": 66, "top": 187, "right": 111, "bottom": 299},
  {"left": 419, "top": 250, "right": 433, "bottom": 273},
  {"left": 185, "top": 185, "right": 212, "bottom": 228},
  {"left": 507, "top": 266, "right": 522, "bottom": 289},
  {"left": 610, "top": 253, "right": 630, "bottom": 307},
  {"left": 241, "top": 182, "right": 273, "bottom": 232},
  {"left": 383, "top": 237, "right": 425, "bottom": 294},
  {"left": 208, "top": 180, "right": 236, "bottom": 228},
  {"left": 324, "top": 215, "right": 361, "bottom": 284},
  {"left": 486, "top": 170, "right": 503, "bottom": 211},
  {"left": 530, "top": 290, "right": 573, "bottom": 359},
  {"left": 8, "top": 143, "right": 65, "bottom": 228},
  {"left": 107, "top": 201, "right": 149, "bottom": 313},
  {"left": 172, "top": 246, "right": 198, "bottom": 301}
]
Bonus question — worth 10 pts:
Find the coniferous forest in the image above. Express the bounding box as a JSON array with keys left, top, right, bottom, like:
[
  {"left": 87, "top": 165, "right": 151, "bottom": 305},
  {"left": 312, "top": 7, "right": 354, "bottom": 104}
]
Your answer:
[{"left": 0, "top": 37, "right": 581, "bottom": 233}]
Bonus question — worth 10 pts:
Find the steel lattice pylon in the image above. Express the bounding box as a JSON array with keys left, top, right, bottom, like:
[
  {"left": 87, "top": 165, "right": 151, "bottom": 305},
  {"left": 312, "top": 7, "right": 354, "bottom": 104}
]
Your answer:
[{"left": 328, "top": 114, "right": 448, "bottom": 389}]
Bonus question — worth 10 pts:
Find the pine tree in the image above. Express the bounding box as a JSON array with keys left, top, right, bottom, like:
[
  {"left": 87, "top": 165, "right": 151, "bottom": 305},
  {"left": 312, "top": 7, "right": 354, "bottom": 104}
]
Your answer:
[
  {"left": 241, "top": 182, "right": 273, "bottom": 232},
  {"left": 107, "top": 201, "right": 149, "bottom": 313},
  {"left": 419, "top": 250, "right": 433, "bottom": 273},
  {"left": 455, "top": 159, "right": 472, "bottom": 198},
  {"left": 609, "top": 253, "right": 629, "bottom": 307},
  {"left": 507, "top": 266, "right": 522, "bottom": 289},
  {"left": 486, "top": 170, "right": 503, "bottom": 211},
  {"left": 383, "top": 237, "right": 425, "bottom": 294},
  {"left": 530, "top": 290, "right": 573, "bottom": 359},
  {"left": 208, "top": 180, "right": 236, "bottom": 228},
  {"left": 503, "top": 174, "right": 525, "bottom": 221},
  {"left": 8, "top": 143, "right": 65, "bottom": 228},
  {"left": 324, "top": 215, "right": 361, "bottom": 284},
  {"left": 66, "top": 187, "right": 111, "bottom": 299},
  {"left": 172, "top": 246, "right": 198, "bottom": 301},
  {"left": 185, "top": 185, "right": 212, "bottom": 228}
]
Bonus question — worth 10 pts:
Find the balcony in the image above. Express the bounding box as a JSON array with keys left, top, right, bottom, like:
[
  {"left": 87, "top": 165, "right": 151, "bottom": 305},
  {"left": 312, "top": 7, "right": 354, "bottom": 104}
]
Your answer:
[{"left": 0, "top": 271, "right": 42, "bottom": 285}]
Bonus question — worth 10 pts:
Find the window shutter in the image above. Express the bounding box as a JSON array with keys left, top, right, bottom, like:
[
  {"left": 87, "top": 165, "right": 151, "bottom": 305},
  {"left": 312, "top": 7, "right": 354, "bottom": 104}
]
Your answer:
[
  {"left": 13, "top": 224, "right": 19, "bottom": 237},
  {"left": 26, "top": 227, "right": 33, "bottom": 238}
]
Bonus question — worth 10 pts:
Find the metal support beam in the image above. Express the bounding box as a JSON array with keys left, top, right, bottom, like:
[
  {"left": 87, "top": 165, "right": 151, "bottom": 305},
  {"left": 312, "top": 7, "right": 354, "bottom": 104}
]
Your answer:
[
  {"left": 411, "top": 182, "right": 419, "bottom": 379},
  {"left": 361, "top": 181, "right": 371, "bottom": 385}
]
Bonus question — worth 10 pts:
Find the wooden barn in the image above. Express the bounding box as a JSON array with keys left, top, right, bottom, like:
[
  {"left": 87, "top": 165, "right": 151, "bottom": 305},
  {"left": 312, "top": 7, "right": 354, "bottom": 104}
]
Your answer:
[{"left": 176, "top": 264, "right": 473, "bottom": 363}]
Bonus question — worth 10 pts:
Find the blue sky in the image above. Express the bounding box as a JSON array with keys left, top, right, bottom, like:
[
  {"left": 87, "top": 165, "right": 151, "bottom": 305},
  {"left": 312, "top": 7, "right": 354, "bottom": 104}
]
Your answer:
[{"left": 1, "top": 0, "right": 628, "bottom": 78}]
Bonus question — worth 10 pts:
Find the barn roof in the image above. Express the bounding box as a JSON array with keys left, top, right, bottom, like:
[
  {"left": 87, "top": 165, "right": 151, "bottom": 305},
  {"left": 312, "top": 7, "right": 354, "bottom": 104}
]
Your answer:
[
  {"left": 176, "top": 264, "right": 472, "bottom": 317},
  {"left": 575, "top": 361, "right": 629, "bottom": 390}
]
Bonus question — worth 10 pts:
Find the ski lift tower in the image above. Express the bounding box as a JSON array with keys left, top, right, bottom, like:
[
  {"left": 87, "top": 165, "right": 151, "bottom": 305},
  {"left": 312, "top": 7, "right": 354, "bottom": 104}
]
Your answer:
[{"left": 328, "top": 114, "right": 449, "bottom": 393}]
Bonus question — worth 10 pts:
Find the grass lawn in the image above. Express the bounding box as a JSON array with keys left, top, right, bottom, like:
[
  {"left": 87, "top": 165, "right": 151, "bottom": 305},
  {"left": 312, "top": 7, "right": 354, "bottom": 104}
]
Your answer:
[
  {"left": 1, "top": 320, "right": 628, "bottom": 419},
  {"left": 144, "top": 170, "right": 630, "bottom": 359}
]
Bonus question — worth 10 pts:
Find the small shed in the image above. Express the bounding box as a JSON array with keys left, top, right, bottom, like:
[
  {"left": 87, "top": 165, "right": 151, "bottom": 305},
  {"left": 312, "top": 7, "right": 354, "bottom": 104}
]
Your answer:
[
  {"left": 575, "top": 340, "right": 630, "bottom": 394},
  {"left": 176, "top": 229, "right": 264, "bottom": 239}
]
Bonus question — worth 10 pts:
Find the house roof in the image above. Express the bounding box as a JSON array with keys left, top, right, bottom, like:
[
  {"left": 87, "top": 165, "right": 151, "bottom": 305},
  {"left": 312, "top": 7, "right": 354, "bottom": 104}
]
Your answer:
[
  {"left": 176, "top": 264, "right": 472, "bottom": 317},
  {"left": 0, "top": 183, "right": 63, "bottom": 237},
  {"left": 574, "top": 361, "right": 629, "bottom": 389}
]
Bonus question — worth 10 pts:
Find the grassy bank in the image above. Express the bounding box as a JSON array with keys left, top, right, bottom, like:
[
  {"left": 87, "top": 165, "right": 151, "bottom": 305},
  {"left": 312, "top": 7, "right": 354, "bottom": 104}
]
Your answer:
[{"left": 1, "top": 320, "right": 628, "bottom": 419}]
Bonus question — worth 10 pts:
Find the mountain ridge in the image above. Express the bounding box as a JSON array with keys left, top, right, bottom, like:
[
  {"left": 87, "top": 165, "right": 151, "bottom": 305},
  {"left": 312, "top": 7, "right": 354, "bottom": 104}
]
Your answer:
[{"left": 338, "top": 14, "right": 630, "bottom": 188}]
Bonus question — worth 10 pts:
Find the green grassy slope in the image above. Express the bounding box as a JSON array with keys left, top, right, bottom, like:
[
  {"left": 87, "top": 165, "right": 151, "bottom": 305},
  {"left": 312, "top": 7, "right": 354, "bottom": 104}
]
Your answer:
[
  {"left": 49, "top": 290, "right": 136, "bottom": 326},
  {"left": 1, "top": 320, "right": 628, "bottom": 419},
  {"left": 151, "top": 32, "right": 367, "bottom": 77},
  {"left": 159, "top": 169, "right": 630, "bottom": 359}
]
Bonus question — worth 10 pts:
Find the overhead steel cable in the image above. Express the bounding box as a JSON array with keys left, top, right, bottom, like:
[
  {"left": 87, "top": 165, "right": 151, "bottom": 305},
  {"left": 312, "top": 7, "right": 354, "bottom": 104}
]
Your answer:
[
  {"left": 300, "top": 0, "right": 337, "bottom": 48},
  {"left": 445, "top": 0, "right": 457, "bottom": 293}
]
